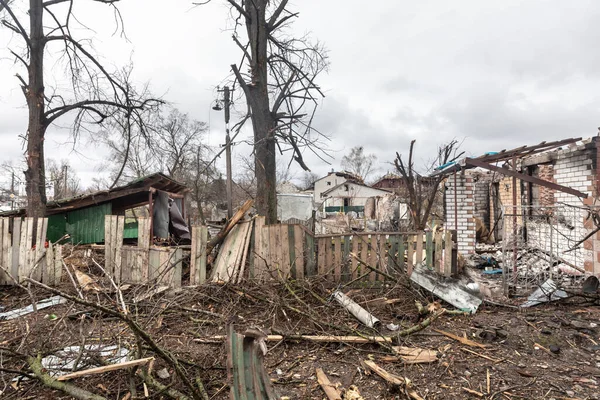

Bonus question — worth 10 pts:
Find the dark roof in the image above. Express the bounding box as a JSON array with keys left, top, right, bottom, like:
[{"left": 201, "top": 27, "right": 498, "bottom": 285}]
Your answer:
[
  {"left": 1, "top": 172, "right": 188, "bottom": 217},
  {"left": 321, "top": 181, "right": 389, "bottom": 197}
]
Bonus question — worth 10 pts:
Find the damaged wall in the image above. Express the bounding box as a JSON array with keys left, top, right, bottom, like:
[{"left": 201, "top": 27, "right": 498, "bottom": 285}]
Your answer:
[
  {"left": 444, "top": 172, "right": 476, "bottom": 254},
  {"left": 450, "top": 137, "right": 600, "bottom": 274}
]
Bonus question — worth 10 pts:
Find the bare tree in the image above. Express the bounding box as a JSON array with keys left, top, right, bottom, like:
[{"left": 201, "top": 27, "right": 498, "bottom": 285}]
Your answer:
[
  {"left": 46, "top": 159, "right": 81, "bottom": 199},
  {"left": 394, "top": 139, "right": 463, "bottom": 230},
  {"left": 0, "top": 0, "right": 160, "bottom": 217},
  {"left": 207, "top": 0, "right": 329, "bottom": 223},
  {"left": 301, "top": 170, "right": 319, "bottom": 190},
  {"left": 341, "top": 146, "right": 377, "bottom": 183}
]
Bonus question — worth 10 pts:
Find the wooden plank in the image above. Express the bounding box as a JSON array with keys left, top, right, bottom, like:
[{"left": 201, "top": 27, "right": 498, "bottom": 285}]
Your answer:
[
  {"left": 269, "top": 225, "right": 280, "bottom": 275},
  {"left": 236, "top": 221, "right": 253, "bottom": 283},
  {"left": 104, "top": 215, "right": 112, "bottom": 277},
  {"left": 333, "top": 236, "right": 342, "bottom": 281},
  {"left": 120, "top": 248, "right": 131, "bottom": 282},
  {"left": 444, "top": 230, "right": 453, "bottom": 277},
  {"left": 288, "top": 225, "right": 296, "bottom": 279},
  {"left": 367, "top": 235, "right": 377, "bottom": 282},
  {"left": 171, "top": 248, "right": 182, "bottom": 288},
  {"left": 317, "top": 237, "right": 327, "bottom": 276},
  {"left": 32, "top": 218, "right": 44, "bottom": 282},
  {"left": 280, "top": 224, "right": 290, "bottom": 279},
  {"left": 406, "top": 234, "right": 414, "bottom": 276},
  {"left": 388, "top": 235, "right": 398, "bottom": 271},
  {"left": 19, "top": 218, "right": 30, "bottom": 281},
  {"left": 378, "top": 234, "right": 387, "bottom": 281},
  {"left": 54, "top": 244, "right": 63, "bottom": 284},
  {"left": 325, "top": 236, "right": 333, "bottom": 278},
  {"left": 342, "top": 235, "right": 351, "bottom": 282},
  {"left": 351, "top": 235, "right": 359, "bottom": 279},
  {"left": 45, "top": 243, "right": 55, "bottom": 286},
  {"left": 11, "top": 218, "right": 21, "bottom": 282},
  {"left": 148, "top": 248, "right": 161, "bottom": 281},
  {"left": 434, "top": 230, "right": 443, "bottom": 274},
  {"left": 4, "top": 219, "right": 11, "bottom": 285},
  {"left": 293, "top": 225, "right": 304, "bottom": 280},
  {"left": 190, "top": 225, "right": 208, "bottom": 284},
  {"left": 56, "top": 357, "right": 154, "bottom": 381},
  {"left": 260, "top": 218, "right": 270, "bottom": 281},
  {"left": 305, "top": 231, "right": 316, "bottom": 277},
  {"left": 158, "top": 248, "right": 170, "bottom": 285},
  {"left": 415, "top": 232, "right": 424, "bottom": 265},
  {"left": 114, "top": 216, "right": 124, "bottom": 284},
  {"left": 138, "top": 217, "right": 150, "bottom": 283},
  {"left": 213, "top": 223, "right": 244, "bottom": 282},
  {"left": 425, "top": 231, "right": 433, "bottom": 269},
  {"left": 252, "top": 216, "right": 265, "bottom": 280},
  {"left": 0, "top": 219, "right": 5, "bottom": 285},
  {"left": 397, "top": 235, "right": 405, "bottom": 272}
]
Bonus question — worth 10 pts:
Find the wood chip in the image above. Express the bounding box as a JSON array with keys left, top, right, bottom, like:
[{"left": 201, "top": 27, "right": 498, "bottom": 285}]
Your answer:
[
  {"left": 432, "top": 328, "right": 488, "bottom": 349},
  {"left": 462, "top": 387, "right": 484, "bottom": 397}
]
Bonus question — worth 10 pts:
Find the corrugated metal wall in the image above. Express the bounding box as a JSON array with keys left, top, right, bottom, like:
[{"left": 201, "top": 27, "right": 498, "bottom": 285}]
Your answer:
[{"left": 65, "top": 203, "right": 112, "bottom": 244}]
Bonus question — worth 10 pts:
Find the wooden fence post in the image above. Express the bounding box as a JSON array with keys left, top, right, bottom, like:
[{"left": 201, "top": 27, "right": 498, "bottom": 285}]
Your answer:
[{"left": 190, "top": 225, "right": 208, "bottom": 285}]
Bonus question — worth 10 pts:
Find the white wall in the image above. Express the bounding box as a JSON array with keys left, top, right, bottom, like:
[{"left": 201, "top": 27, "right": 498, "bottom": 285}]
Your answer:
[
  {"left": 277, "top": 193, "right": 313, "bottom": 221},
  {"left": 314, "top": 173, "right": 349, "bottom": 206},
  {"left": 322, "top": 183, "right": 390, "bottom": 208}
]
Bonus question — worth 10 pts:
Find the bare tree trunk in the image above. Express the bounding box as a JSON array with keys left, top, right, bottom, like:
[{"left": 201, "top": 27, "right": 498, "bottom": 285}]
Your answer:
[
  {"left": 245, "top": 1, "right": 277, "bottom": 224},
  {"left": 25, "top": 0, "right": 47, "bottom": 218}
]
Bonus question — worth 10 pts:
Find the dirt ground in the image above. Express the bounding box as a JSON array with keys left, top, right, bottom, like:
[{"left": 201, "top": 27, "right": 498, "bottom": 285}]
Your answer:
[{"left": 1, "top": 274, "right": 600, "bottom": 400}]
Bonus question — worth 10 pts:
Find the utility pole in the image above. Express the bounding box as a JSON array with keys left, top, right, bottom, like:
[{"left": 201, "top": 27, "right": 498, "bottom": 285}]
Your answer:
[
  {"left": 213, "top": 86, "right": 233, "bottom": 219},
  {"left": 63, "top": 164, "right": 68, "bottom": 198},
  {"left": 224, "top": 87, "right": 233, "bottom": 219}
]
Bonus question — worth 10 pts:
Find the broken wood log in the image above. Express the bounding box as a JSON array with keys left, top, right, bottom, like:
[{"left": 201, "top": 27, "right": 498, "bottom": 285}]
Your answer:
[
  {"left": 362, "top": 360, "right": 423, "bottom": 400},
  {"left": 206, "top": 199, "right": 253, "bottom": 255},
  {"left": 332, "top": 290, "right": 380, "bottom": 328},
  {"left": 316, "top": 368, "right": 342, "bottom": 400},
  {"left": 56, "top": 357, "right": 154, "bottom": 381},
  {"left": 194, "top": 334, "right": 393, "bottom": 344}
]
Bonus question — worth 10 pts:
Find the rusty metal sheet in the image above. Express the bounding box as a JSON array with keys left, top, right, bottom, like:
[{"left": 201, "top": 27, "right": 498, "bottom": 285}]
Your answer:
[{"left": 227, "top": 325, "right": 277, "bottom": 400}]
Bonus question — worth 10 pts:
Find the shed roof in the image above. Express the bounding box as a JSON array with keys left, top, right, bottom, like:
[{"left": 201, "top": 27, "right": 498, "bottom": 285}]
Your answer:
[{"left": 2, "top": 172, "right": 188, "bottom": 217}]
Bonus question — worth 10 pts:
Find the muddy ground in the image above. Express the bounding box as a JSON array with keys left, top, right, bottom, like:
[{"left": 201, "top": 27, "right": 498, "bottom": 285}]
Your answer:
[{"left": 1, "top": 274, "right": 600, "bottom": 400}]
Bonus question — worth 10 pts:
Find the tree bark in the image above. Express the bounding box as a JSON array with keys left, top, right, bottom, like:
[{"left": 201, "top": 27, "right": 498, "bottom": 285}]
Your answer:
[
  {"left": 244, "top": 0, "right": 278, "bottom": 224},
  {"left": 25, "top": 0, "right": 47, "bottom": 218}
]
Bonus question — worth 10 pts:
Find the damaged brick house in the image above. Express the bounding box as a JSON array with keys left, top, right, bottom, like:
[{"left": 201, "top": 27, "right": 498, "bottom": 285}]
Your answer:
[{"left": 441, "top": 136, "right": 600, "bottom": 275}]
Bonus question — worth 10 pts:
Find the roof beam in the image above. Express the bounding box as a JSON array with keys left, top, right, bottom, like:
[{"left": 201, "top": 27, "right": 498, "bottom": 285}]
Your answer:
[{"left": 464, "top": 158, "right": 588, "bottom": 199}]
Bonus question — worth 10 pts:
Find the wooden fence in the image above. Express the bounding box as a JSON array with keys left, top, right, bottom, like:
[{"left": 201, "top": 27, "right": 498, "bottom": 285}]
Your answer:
[
  {"left": 250, "top": 216, "right": 456, "bottom": 282},
  {"left": 104, "top": 216, "right": 207, "bottom": 288},
  {"left": 0, "top": 217, "right": 63, "bottom": 286}
]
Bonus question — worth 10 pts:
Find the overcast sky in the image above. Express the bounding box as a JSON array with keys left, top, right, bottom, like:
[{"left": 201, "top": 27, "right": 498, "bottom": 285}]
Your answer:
[{"left": 1, "top": 0, "right": 600, "bottom": 188}]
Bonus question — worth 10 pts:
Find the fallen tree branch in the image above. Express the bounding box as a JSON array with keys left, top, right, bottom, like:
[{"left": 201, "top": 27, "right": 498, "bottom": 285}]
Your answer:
[
  {"left": 56, "top": 357, "right": 154, "bottom": 381},
  {"left": 24, "top": 278, "right": 209, "bottom": 400},
  {"left": 193, "top": 334, "right": 393, "bottom": 344},
  {"left": 27, "top": 355, "right": 107, "bottom": 400},
  {"left": 362, "top": 360, "right": 424, "bottom": 400},
  {"left": 397, "top": 309, "right": 446, "bottom": 338}
]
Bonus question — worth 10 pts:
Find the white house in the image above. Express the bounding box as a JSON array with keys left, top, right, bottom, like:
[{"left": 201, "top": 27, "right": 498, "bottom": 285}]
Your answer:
[
  {"left": 320, "top": 181, "right": 390, "bottom": 212},
  {"left": 313, "top": 171, "right": 362, "bottom": 207}
]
